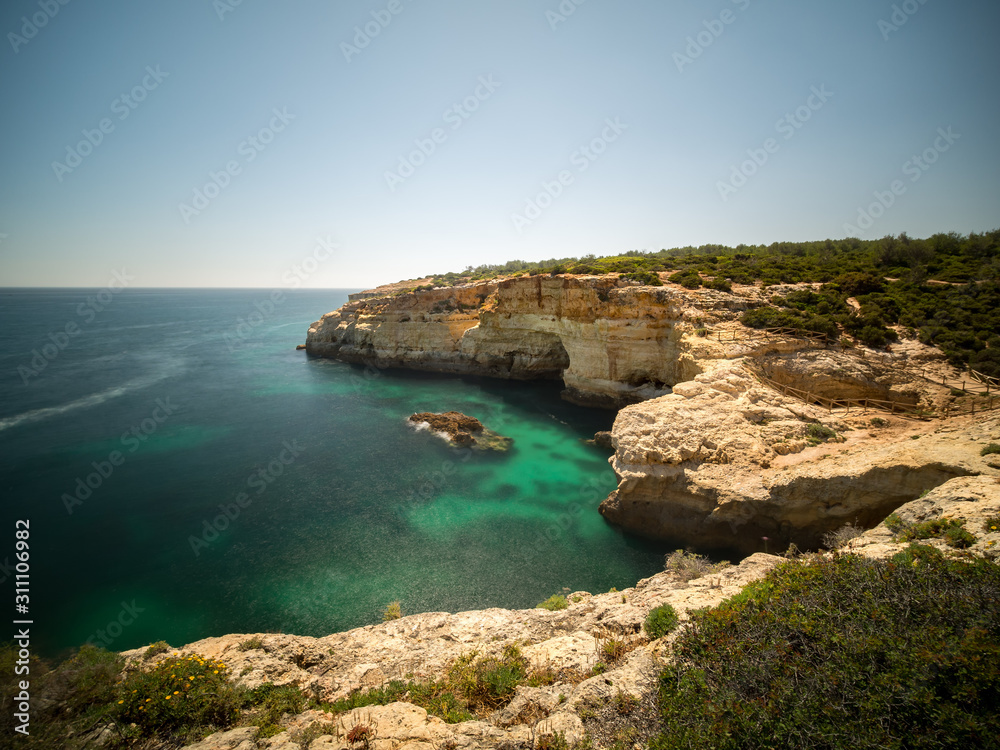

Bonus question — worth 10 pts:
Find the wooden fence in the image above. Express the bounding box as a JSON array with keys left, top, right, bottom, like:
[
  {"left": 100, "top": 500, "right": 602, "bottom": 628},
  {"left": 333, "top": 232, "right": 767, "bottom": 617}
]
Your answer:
[
  {"left": 752, "top": 372, "right": 932, "bottom": 419},
  {"left": 753, "top": 370, "right": 999, "bottom": 420},
  {"left": 713, "top": 327, "right": 830, "bottom": 345},
  {"left": 918, "top": 367, "right": 999, "bottom": 395}
]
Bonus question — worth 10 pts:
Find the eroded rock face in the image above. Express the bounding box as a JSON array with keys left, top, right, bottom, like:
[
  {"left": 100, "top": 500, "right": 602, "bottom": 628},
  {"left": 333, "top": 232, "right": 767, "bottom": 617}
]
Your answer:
[
  {"left": 601, "top": 359, "right": 997, "bottom": 554},
  {"left": 306, "top": 275, "right": 760, "bottom": 407}
]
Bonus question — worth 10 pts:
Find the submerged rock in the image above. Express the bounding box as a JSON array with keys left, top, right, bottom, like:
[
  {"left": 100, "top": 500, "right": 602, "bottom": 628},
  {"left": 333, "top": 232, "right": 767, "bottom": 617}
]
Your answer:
[
  {"left": 408, "top": 411, "right": 513, "bottom": 451},
  {"left": 588, "top": 430, "right": 614, "bottom": 450}
]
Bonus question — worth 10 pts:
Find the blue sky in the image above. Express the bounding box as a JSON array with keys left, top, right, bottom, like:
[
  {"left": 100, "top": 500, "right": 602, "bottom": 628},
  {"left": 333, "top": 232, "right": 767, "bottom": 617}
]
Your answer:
[{"left": 1, "top": 0, "right": 998, "bottom": 288}]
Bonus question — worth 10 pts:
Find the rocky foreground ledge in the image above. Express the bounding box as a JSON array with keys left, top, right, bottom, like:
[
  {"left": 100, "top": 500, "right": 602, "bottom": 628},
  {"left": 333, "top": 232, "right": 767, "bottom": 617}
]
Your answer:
[{"left": 122, "top": 474, "right": 1000, "bottom": 750}]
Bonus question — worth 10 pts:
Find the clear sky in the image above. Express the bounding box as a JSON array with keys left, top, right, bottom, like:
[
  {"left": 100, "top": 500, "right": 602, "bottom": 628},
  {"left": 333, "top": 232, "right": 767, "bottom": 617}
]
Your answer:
[{"left": 1, "top": 0, "right": 998, "bottom": 289}]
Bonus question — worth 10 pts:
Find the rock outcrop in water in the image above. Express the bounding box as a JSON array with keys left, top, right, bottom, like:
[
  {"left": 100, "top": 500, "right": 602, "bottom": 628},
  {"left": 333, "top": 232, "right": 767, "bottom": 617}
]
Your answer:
[{"left": 408, "top": 411, "right": 512, "bottom": 451}]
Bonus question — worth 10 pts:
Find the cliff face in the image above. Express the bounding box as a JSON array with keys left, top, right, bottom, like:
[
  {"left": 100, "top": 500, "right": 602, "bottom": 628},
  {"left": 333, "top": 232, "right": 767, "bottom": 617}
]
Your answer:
[
  {"left": 600, "top": 359, "right": 996, "bottom": 554},
  {"left": 306, "top": 275, "right": 754, "bottom": 406}
]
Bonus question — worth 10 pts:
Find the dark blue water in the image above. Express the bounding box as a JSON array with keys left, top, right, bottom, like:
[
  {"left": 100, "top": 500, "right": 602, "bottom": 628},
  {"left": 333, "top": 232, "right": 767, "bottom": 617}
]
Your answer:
[{"left": 0, "top": 289, "right": 664, "bottom": 657}]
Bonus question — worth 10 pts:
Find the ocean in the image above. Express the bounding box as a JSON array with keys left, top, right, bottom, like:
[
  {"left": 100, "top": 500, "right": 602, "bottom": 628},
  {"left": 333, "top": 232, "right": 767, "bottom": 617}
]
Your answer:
[{"left": 0, "top": 288, "right": 665, "bottom": 658}]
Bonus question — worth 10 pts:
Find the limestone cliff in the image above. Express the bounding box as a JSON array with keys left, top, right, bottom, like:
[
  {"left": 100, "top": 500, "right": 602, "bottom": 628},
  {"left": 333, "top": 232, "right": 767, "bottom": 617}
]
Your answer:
[
  {"left": 600, "top": 358, "right": 999, "bottom": 554},
  {"left": 307, "top": 274, "right": 997, "bottom": 553},
  {"left": 306, "top": 275, "right": 761, "bottom": 407}
]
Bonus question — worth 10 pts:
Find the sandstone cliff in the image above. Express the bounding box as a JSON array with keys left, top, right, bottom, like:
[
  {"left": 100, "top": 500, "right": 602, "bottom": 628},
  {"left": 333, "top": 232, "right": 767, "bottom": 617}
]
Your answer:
[
  {"left": 601, "top": 358, "right": 999, "bottom": 554},
  {"left": 306, "top": 275, "right": 768, "bottom": 407}
]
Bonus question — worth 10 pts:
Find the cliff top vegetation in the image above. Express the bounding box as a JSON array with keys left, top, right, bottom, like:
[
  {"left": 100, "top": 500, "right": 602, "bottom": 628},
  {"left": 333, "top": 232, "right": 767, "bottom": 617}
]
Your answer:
[{"left": 405, "top": 231, "right": 1000, "bottom": 376}]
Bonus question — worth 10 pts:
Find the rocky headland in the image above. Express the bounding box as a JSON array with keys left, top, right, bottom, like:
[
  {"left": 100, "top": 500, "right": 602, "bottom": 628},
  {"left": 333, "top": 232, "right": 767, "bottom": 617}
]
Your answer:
[{"left": 307, "top": 273, "right": 996, "bottom": 554}]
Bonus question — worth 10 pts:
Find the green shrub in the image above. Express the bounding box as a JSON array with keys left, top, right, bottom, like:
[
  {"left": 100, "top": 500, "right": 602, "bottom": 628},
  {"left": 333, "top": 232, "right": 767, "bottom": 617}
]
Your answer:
[
  {"left": 242, "top": 683, "right": 307, "bottom": 737},
  {"left": 703, "top": 277, "right": 732, "bottom": 293},
  {"left": 536, "top": 594, "right": 569, "bottom": 611},
  {"left": 981, "top": 443, "right": 1000, "bottom": 457},
  {"left": 0, "top": 643, "right": 121, "bottom": 748},
  {"left": 237, "top": 636, "right": 265, "bottom": 651},
  {"left": 895, "top": 517, "right": 978, "bottom": 548},
  {"left": 144, "top": 641, "right": 171, "bottom": 659},
  {"left": 985, "top": 515, "right": 1000, "bottom": 534},
  {"left": 870, "top": 417, "right": 888, "bottom": 427},
  {"left": 620, "top": 270, "right": 663, "bottom": 286},
  {"left": 448, "top": 645, "right": 529, "bottom": 712},
  {"left": 668, "top": 270, "right": 702, "bottom": 289},
  {"left": 112, "top": 653, "right": 243, "bottom": 743},
  {"left": 644, "top": 604, "right": 680, "bottom": 639},
  {"left": 382, "top": 601, "right": 402, "bottom": 621},
  {"left": 652, "top": 552, "right": 1000, "bottom": 750},
  {"left": 806, "top": 423, "right": 837, "bottom": 443},
  {"left": 325, "top": 679, "right": 473, "bottom": 724}
]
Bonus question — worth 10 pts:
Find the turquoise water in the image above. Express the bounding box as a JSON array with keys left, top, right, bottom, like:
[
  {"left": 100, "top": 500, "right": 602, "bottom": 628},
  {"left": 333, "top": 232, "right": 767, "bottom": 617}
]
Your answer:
[{"left": 0, "top": 289, "right": 664, "bottom": 657}]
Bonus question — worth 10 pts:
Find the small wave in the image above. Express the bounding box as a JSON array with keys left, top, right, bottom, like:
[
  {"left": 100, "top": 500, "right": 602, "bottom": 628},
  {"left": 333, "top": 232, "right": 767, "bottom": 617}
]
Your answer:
[
  {"left": 0, "top": 361, "right": 184, "bottom": 433},
  {"left": 409, "top": 420, "right": 452, "bottom": 443}
]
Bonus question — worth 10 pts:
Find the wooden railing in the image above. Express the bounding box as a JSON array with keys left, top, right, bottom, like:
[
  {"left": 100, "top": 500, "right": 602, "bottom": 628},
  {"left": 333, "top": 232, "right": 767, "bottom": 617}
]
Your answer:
[
  {"left": 918, "top": 367, "right": 998, "bottom": 396},
  {"left": 753, "top": 370, "right": 999, "bottom": 420},
  {"left": 713, "top": 327, "right": 830, "bottom": 345},
  {"left": 753, "top": 371, "right": 932, "bottom": 419}
]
